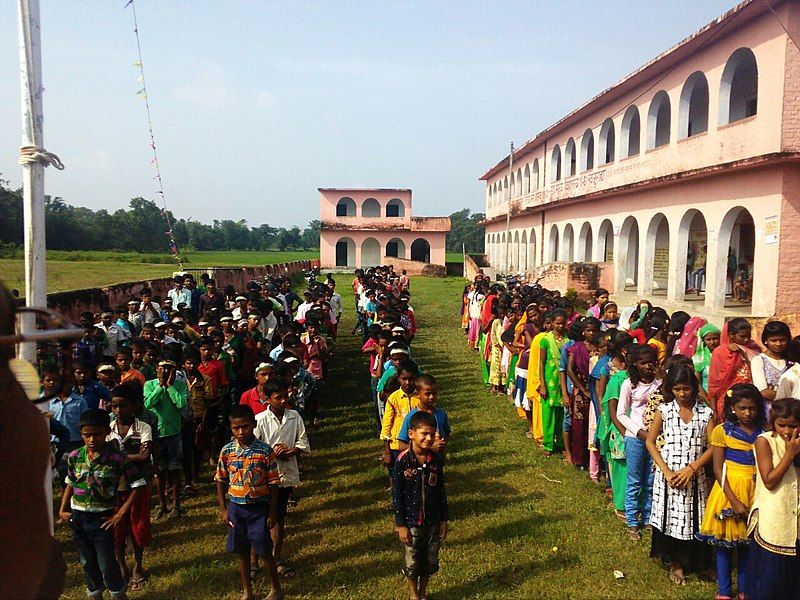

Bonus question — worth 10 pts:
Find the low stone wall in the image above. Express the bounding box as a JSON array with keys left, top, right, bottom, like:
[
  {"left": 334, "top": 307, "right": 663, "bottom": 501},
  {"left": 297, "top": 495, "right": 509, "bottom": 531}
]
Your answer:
[
  {"left": 534, "top": 262, "right": 614, "bottom": 302},
  {"left": 47, "top": 259, "right": 319, "bottom": 322},
  {"left": 382, "top": 256, "right": 447, "bottom": 277}
]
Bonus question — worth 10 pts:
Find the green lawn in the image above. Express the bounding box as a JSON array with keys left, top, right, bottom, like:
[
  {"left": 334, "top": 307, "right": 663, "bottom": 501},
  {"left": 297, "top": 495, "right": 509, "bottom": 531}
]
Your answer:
[
  {"left": 54, "top": 277, "right": 715, "bottom": 599},
  {"left": 0, "top": 250, "right": 319, "bottom": 293}
]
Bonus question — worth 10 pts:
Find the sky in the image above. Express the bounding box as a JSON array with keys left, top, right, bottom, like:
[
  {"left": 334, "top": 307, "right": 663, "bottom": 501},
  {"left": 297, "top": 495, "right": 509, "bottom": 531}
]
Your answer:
[{"left": 0, "top": 0, "right": 735, "bottom": 229}]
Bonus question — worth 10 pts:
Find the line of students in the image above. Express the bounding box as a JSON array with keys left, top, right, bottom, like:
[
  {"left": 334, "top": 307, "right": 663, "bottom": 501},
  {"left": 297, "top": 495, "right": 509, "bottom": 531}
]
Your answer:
[
  {"left": 462, "top": 275, "right": 800, "bottom": 600},
  {"left": 355, "top": 266, "right": 450, "bottom": 600},
  {"left": 39, "top": 272, "right": 344, "bottom": 600}
]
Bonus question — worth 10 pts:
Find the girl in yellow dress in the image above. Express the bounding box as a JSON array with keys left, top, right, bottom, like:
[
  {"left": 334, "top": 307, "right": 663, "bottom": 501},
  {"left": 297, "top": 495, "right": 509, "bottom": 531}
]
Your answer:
[{"left": 697, "top": 383, "right": 765, "bottom": 600}]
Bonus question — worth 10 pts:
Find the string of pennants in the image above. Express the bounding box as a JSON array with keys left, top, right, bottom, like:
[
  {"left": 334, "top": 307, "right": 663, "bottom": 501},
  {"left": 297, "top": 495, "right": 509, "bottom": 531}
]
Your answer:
[{"left": 126, "top": 0, "right": 183, "bottom": 268}]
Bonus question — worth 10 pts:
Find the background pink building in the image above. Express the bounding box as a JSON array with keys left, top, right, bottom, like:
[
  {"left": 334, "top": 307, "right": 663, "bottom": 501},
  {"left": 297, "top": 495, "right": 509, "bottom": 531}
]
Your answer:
[
  {"left": 319, "top": 188, "right": 450, "bottom": 269},
  {"left": 481, "top": 0, "right": 800, "bottom": 320}
]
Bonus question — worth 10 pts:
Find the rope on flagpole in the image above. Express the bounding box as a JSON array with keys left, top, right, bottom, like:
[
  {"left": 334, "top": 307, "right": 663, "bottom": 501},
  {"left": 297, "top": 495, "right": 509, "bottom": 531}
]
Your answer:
[{"left": 126, "top": 0, "right": 183, "bottom": 269}]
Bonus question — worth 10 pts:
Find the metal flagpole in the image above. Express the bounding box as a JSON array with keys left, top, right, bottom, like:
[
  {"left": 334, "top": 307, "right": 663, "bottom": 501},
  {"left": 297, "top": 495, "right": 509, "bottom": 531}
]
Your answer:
[
  {"left": 17, "top": 0, "right": 47, "bottom": 363},
  {"left": 504, "top": 142, "right": 513, "bottom": 275}
]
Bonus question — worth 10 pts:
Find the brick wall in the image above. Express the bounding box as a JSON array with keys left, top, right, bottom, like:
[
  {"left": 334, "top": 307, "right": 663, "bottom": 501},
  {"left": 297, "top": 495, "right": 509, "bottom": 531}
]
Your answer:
[
  {"left": 381, "top": 256, "right": 446, "bottom": 277},
  {"left": 781, "top": 3, "right": 800, "bottom": 152},
  {"left": 47, "top": 260, "right": 319, "bottom": 322},
  {"left": 534, "top": 262, "right": 613, "bottom": 301}
]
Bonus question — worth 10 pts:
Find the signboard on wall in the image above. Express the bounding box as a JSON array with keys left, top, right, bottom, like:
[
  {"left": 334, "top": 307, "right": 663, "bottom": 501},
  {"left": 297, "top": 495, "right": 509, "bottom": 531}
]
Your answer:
[{"left": 764, "top": 215, "right": 778, "bottom": 245}]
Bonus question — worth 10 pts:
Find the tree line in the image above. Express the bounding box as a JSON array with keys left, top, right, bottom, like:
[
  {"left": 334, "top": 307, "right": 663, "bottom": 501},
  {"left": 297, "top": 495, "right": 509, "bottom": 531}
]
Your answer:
[{"left": 0, "top": 179, "right": 486, "bottom": 255}]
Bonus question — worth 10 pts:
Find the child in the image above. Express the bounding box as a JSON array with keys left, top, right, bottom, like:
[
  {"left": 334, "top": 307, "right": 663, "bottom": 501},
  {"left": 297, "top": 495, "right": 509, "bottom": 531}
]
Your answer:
[
  {"left": 72, "top": 361, "right": 110, "bottom": 411},
  {"left": 59, "top": 409, "right": 146, "bottom": 600},
  {"left": 44, "top": 367, "right": 89, "bottom": 456},
  {"left": 392, "top": 411, "right": 449, "bottom": 600},
  {"left": 616, "top": 343, "right": 661, "bottom": 540},
  {"left": 397, "top": 374, "right": 451, "bottom": 458},
  {"left": 215, "top": 405, "right": 282, "bottom": 600},
  {"left": 747, "top": 397, "right": 800, "bottom": 599},
  {"left": 697, "top": 383, "right": 765, "bottom": 600},
  {"left": 130, "top": 341, "right": 156, "bottom": 382},
  {"left": 240, "top": 361, "right": 277, "bottom": 416},
  {"left": 254, "top": 380, "right": 311, "bottom": 579},
  {"left": 588, "top": 288, "right": 610, "bottom": 319},
  {"left": 645, "top": 308, "right": 671, "bottom": 365},
  {"left": 709, "top": 318, "right": 761, "bottom": 420},
  {"left": 600, "top": 302, "right": 619, "bottom": 331},
  {"left": 381, "top": 361, "right": 421, "bottom": 483},
  {"left": 750, "top": 320, "right": 792, "bottom": 414},
  {"left": 115, "top": 348, "right": 146, "bottom": 387},
  {"left": 108, "top": 385, "right": 153, "bottom": 592},
  {"left": 692, "top": 323, "right": 721, "bottom": 393},
  {"left": 143, "top": 359, "right": 188, "bottom": 520},
  {"left": 488, "top": 305, "right": 505, "bottom": 394},
  {"left": 566, "top": 317, "right": 601, "bottom": 468},
  {"left": 182, "top": 351, "right": 215, "bottom": 496},
  {"left": 538, "top": 309, "right": 568, "bottom": 457},
  {"left": 526, "top": 312, "right": 552, "bottom": 446},
  {"left": 646, "top": 363, "right": 715, "bottom": 585}
]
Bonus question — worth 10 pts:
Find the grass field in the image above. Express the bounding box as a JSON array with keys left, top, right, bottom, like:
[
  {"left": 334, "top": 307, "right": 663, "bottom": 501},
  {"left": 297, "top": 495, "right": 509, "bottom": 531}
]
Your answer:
[
  {"left": 53, "top": 276, "right": 715, "bottom": 599},
  {"left": 0, "top": 250, "right": 319, "bottom": 293}
]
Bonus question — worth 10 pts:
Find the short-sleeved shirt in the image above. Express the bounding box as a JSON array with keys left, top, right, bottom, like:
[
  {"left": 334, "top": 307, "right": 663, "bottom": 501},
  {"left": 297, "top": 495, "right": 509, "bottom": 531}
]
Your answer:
[
  {"left": 198, "top": 359, "right": 229, "bottom": 397},
  {"left": 49, "top": 393, "right": 89, "bottom": 442},
  {"left": 143, "top": 379, "right": 188, "bottom": 437},
  {"left": 254, "top": 408, "right": 311, "bottom": 487},
  {"left": 215, "top": 438, "right": 280, "bottom": 504},
  {"left": 397, "top": 408, "right": 451, "bottom": 444},
  {"left": 73, "top": 381, "right": 110, "bottom": 412},
  {"left": 381, "top": 389, "right": 420, "bottom": 450},
  {"left": 65, "top": 445, "right": 146, "bottom": 511},
  {"left": 107, "top": 418, "right": 154, "bottom": 483}
]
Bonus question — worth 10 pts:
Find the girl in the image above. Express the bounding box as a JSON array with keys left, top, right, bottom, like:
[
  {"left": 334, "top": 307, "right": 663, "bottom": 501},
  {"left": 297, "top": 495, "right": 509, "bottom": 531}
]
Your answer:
[
  {"left": 697, "top": 384, "right": 765, "bottom": 600},
  {"left": 526, "top": 312, "right": 552, "bottom": 446},
  {"left": 646, "top": 307, "right": 671, "bottom": 365},
  {"left": 588, "top": 331, "right": 611, "bottom": 482},
  {"left": 709, "top": 318, "right": 761, "bottom": 420},
  {"left": 466, "top": 284, "right": 484, "bottom": 350},
  {"left": 750, "top": 320, "right": 792, "bottom": 415},
  {"left": 693, "top": 323, "right": 721, "bottom": 393},
  {"left": 600, "top": 302, "right": 619, "bottom": 331},
  {"left": 558, "top": 319, "right": 583, "bottom": 463},
  {"left": 488, "top": 305, "right": 505, "bottom": 394},
  {"left": 588, "top": 288, "right": 610, "bottom": 319},
  {"left": 747, "top": 397, "right": 800, "bottom": 600},
  {"left": 616, "top": 343, "right": 661, "bottom": 540},
  {"left": 566, "top": 317, "right": 601, "bottom": 468},
  {"left": 599, "top": 331, "right": 633, "bottom": 516},
  {"left": 666, "top": 311, "right": 691, "bottom": 357},
  {"left": 460, "top": 283, "right": 472, "bottom": 334},
  {"left": 538, "top": 309, "right": 568, "bottom": 456},
  {"left": 647, "top": 363, "right": 715, "bottom": 585},
  {"left": 511, "top": 305, "right": 538, "bottom": 431}
]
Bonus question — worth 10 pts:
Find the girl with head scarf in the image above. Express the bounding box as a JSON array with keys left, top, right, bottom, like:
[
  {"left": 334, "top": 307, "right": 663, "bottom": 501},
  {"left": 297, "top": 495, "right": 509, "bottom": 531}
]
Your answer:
[
  {"left": 693, "top": 323, "right": 721, "bottom": 394},
  {"left": 674, "top": 316, "right": 707, "bottom": 358}
]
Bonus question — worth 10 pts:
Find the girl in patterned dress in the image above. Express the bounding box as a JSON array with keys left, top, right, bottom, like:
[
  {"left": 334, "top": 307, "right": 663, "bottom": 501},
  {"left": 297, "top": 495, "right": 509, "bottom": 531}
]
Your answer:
[
  {"left": 750, "top": 320, "right": 792, "bottom": 420},
  {"left": 646, "top": 363, "right": 716, "bottom": 585},
  {"left": 696, "top": 384, "right": 765, "bottom": 600}
]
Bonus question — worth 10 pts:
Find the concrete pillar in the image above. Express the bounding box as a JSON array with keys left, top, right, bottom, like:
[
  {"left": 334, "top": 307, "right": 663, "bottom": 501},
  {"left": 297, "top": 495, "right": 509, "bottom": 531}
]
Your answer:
[
  {"left": 354, "top": 243, "right": 362, "bottom": 270},
  {"left": 638, "top": 225, "right": 654, "bottom": 298},
  {"left": 667, "top": 217, "right": 686, "bottom": 304},
  {"left": 704, "top": 229, "right": 725, "bottom": 310}
]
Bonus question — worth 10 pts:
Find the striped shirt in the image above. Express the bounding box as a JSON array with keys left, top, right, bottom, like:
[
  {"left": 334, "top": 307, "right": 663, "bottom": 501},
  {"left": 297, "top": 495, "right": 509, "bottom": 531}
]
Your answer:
[
  {"left": 65, "top": 445, "right": 146, "bottom": 512},
  {"left": 215, "top": 438, "right": 280, "bottom": 504}
]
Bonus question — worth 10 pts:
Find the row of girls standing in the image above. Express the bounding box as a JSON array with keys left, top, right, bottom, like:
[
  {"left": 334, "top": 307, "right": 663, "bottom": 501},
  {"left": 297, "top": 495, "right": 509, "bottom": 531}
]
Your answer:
[{"left": 461, "top": 277, "right": 800, "bottom": 599}]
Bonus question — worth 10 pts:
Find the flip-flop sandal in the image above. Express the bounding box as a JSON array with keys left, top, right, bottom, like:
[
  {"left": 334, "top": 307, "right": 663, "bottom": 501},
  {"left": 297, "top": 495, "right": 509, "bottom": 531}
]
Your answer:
[
  {"left": 130, "top": 578, "right": 147, "bottom": 592},
  {"left": 276, "top": 563, "right": 296, "bottom": 578},
  {"left": 669, "top": 568, "right": 686, "bottom": 586},
  {"left": 250, "top": 566, "right": 260, "bottom": 580}
]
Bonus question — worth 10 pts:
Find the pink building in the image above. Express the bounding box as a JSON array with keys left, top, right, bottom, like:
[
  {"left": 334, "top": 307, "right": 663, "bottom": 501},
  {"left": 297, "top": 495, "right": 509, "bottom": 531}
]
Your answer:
[
  {"left": 319, "top": 188, "right": 450, "bottom": 269},
  {"left": 480, "top": 0, "right": 800, "bottom": 319}
]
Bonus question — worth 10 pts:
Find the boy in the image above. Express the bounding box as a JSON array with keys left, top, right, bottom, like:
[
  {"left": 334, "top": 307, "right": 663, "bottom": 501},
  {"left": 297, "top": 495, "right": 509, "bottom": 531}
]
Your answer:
[
  {"left": 99, "top": 310, "right": 130, "bottom": 359},
  {"left": 130, "top": 341, "right": 156, "bottom": 381},
  {"left": 381, "top": 361, "right": 421, "bottom": 481},
  {"left": 59, "top": 409, "right": 146, "bottom": 600},
  {"left": 44, "top": 367, "right": 88, "bottom": 456},
  {"left": 216, "top": 405, "right": 283, "bottom": 600},
  {"left": 254, "top": 381, "right": 311, "bottom": 577},
  {"left": 182, "top": 350, "right": 215, "bottom": 494},
  {"left": 72, "top": 361, "right": 110, "bottom": 411},
  {"left": 397, "top": 374, "right": 450, "bottom": 458},
  {"left": 115, "top": 348, "right": 146, "bottom": 387},
  {"left": 143, "top": 359, "right": 188, "bottom": 519},
  {"left": 392, "top": 411, "right": 448, "bottom": 600},
  {"left": 107, "top": 385, "right": 153, "bottom": 591}
]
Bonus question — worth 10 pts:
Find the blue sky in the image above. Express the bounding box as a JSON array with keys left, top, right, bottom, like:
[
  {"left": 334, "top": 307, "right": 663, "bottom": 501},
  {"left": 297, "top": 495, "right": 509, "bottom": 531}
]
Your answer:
[{"left": 0, "top": 0, "right": 734, "bottom": 229}]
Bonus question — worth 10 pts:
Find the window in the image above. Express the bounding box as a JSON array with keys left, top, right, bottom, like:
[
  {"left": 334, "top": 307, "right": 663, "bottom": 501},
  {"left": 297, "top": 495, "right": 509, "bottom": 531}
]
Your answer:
[
  {"left": 621, "top": 106, "right": 640, "bottom": 157},
  {"left": 336, "top": 197, "right": 356, "bottom": 217},
  {"left": 599, "top": 118, "right": 615, "bottom": 164},
  {"left": 678, "top": 72, "right": 709, "bottom": 138},
  {"left": 386, "top": 198, "right": 405, "bottom": 217},
  {"left": 719, "top": 48, "right": 758, "bottom": 125},
  {"left": 647, "top": 91, "right": 671, "bottom": 149},
  {"left": 565, "top": 138, "right": 576, "bottom": 177},
  {"left": 551, "top": 145, "right": 562, "bottom": 182},
  {"left": 361, "top": 198, "right": 380, "bottom": 217},
  {"left": 580, "top": 128, "right": 594, "bottom": 171}
]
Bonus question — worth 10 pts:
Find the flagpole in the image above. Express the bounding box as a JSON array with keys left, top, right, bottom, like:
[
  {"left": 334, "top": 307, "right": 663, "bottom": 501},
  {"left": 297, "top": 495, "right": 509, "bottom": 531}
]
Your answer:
[
  {"left": 504, "top": 142, "right": 513, "bottom": 275},
  {"left": 17, "top": 0, "right": 47, "bottom": 363}
]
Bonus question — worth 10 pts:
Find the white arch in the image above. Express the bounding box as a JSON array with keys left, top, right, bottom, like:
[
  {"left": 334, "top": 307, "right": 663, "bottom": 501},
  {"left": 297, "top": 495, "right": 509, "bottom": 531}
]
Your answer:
[
  {"left": 523, "top": 164, "right": 531, "bottom": 195},
  {"left": 599, "top": 118, "right": 615, "bottom": 164},
  {"left": 362, "top": 197, "right": 380, "bottom": 217},
  {"left": 334, "top": 236, "right": 356, "bottom": 267},
  {"left": 647, "top": 91, "right": 672, "bottom": 150},
  {"left": 643, "top": 213, "right": 669, "bottom": 296},
  {"left": 520, "top": 230, "right": 528, "bottom": 272},
  {"left": 531, "top": 159, "right": 540, "bottom": 191},
  {"left": 578, "top": 222, "right": 593, "bottom": 262},
  {"left": 515, "top": 168, "right": 523, "bottom": 198},
  {"left": 386, "top": 237, "right": 406, "bottom": 259},
  {"left": 528, "top": 228, "right": 537, "bottom": 270},
  {"left": 361, "top": 237, "right": 381, "bottom": 267},
  {"left": 679, "top": 71, "right": 709, "bottom": 138},
  {"left": 617, "top": 216, "right": 639, "bottom": 290},
  {"left": 548, "top": 225, "right": 559, "bottom": 263},
  {"left": 565, "top": 138, "right": 577, "bottom": 177},
  {"left": 336, "top": 197, "right": 356, "bottom": 217},
  {"left": 386, "top": 198, "right": 405, "bottom": 217},
  {"left": 562, "top": 223, "right": 575, "bottom": 262},
  {"left": 580, "top": 128, "right": 594, "bottom": 172},
  {"left": 719, "top": 48, "right": 758, "bottom": 126},
  {"left": 675, "top": 209, "right": 707, "bottom": 299},
  {"left": 595, "top": 219, "right": 614, "bottom": 263},
  {"left": 550, "top": 145, "right": 562, "bottom": 182},
  {"left": 621, "top": 105, "right": 641, "bottom": 158},
  {"left": 711, "top": 207, "right": 755, "bottom": 307}
]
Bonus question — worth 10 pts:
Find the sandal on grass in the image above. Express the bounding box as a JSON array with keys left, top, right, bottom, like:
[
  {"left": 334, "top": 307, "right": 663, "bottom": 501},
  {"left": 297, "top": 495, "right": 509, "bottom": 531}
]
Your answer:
[
  {"left": 669, "top": 566, "right": 686, "bottom": 586},
  {"left": 276, "top": 562, "right": 296, "bottom": 578},
  {"left": 130, "top": 578, "right": 147, "bottom": 592},
  {"left": 626, "top": 527, "right": 641, "bottom": 541}
]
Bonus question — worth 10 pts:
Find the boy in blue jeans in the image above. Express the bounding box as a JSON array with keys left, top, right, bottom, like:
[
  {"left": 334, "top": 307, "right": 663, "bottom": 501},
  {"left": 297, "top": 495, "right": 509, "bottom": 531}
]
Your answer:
[
  {"left": 392, "top": 411, "right": 449, "bottom": 600},
  {"left": 216, "top": 404, "right": 283, "bottom": 600},
  {"left": 59, "top": 409, "right": 146, "bottom": 600}
]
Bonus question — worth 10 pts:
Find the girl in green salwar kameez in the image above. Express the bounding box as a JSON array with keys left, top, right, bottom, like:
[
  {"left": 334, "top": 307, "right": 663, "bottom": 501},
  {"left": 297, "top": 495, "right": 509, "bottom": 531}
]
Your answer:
[{"left": 538, "top": 310, "right": 568, "bottom": 456}]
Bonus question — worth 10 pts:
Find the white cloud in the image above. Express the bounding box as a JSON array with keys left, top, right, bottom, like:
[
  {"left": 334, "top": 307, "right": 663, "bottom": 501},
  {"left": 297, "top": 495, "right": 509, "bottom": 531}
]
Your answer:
[
  {"left": 254, "top": 89, "right": 277, "bottom": 108},
  {"left": 174, "top": 68, "right": 235, "bottom": 108}
]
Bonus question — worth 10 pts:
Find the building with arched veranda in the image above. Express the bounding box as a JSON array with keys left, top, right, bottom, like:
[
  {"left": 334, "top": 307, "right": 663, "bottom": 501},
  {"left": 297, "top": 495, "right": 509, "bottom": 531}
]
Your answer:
[
  {"left": 319, "top": 189, "right": 451, "bottom": 269},
  {"left": 480, "top": 0, "right": 800, "bottom": 319}
]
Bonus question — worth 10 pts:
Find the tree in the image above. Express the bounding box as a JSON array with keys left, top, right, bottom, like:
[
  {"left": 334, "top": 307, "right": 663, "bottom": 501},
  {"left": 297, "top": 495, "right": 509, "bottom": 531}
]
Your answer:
[{"left": 446, "top": 209, "right": 485, "bottom": 253}]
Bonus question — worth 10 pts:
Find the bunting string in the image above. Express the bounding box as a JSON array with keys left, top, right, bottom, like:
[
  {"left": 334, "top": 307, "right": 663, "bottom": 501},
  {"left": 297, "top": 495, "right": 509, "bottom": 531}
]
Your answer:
[{"left": 126, "top": 0, "right": 183, "bottom": 269}]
